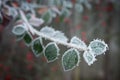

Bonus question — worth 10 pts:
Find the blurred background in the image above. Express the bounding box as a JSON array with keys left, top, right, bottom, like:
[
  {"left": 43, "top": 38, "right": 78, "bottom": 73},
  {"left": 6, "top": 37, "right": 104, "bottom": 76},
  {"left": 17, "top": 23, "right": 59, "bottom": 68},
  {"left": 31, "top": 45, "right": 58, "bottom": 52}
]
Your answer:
[{"left": 0, "top": 0, "right": 120, "bottom": 80}]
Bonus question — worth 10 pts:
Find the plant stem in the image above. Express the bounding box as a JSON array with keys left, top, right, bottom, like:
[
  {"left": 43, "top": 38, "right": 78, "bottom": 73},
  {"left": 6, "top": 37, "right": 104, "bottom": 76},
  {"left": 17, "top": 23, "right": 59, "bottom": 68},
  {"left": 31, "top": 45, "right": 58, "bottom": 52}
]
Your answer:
[{"left": 19, "top": 10, "right": 86, "bottom": 51}]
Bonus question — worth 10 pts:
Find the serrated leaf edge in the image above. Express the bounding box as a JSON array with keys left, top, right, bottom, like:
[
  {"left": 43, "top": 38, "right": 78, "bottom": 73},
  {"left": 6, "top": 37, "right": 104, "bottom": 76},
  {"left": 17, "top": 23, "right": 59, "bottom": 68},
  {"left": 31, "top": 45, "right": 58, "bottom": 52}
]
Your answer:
[
  {"left": 62, "top": 48, "right": 80, "bottom": 71},
  {"left": 40, "top": 26, "right": 55, "bottom": 37},
  {"left": 88, "top": 39, "right": 108, "bottom": 56},
  {"left": 52, "top": 31, "right": 68, "bottom": 43}
]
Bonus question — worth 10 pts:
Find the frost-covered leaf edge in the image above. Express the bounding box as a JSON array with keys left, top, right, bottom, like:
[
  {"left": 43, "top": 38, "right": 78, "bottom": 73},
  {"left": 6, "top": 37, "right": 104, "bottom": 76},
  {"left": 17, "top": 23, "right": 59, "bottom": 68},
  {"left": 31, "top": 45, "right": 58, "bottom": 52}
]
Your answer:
[
  {"left": 83, "top": 50, "right": 97, "bottom": 66},
  {"left": 31, "top": 37, "right": 44, "bottom": 57},
  {"left": 40, "top": 26, "right": 68, "bottom": 43},
  {"left": 88, "top": 39, "right": 108, "bottom": 56},
  {"left": 41, "top": 10, "right": 53, "bottom": 24},
  {"left": 43, "top": 42, "right": 60, "bottom": 63},
  {"left": 62, "top": 48, "right": 80, "bottom": 71},
  {"left": 70, "top": 36, "right": 87, "bottom": 50},
  {"left": 40, "top": 26, "right": 55, "bottom": 37},
  {"left": 52, "top": 30, "right": 68, "bottom": 42},
  {"left": 23, "top": 31, "right": 33, "bottom": 46},
  {"left": 12, "top": 24, "right": 27, "bottom": 36}
]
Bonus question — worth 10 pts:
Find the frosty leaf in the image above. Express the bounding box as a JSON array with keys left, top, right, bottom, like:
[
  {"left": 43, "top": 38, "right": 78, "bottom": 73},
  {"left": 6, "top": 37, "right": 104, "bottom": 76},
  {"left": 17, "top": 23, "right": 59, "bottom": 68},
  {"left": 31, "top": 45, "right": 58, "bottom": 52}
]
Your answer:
[
  {"left": 48, "top": 0, "right": 62, "bottom": 6},
  {"left": 49, "top": 10, "right": 57, "bottom": 18},
  {"left": 21, "top": 2, "right": 31, "bottom": 11},
  {"left": 12, "top": 25, "right": 26, "bottom": 36},
  {"left": 19, "top": 10, "right": 35, "bottom": 35},
  {"left": 40, "top": 26, "right": 55, "bottom": 37},
  {"left": 23, "top": 31, "right": 33, "bottom": 46},
  {"left": 60, "top": 8, "right": 71, "bottom": 22},
  {"left": 40, "top": 26, "right": 68, "bottom": 42},
  {"left": 52, "top": 31, "right": 68, "bottom": 42},
  {"left": 51, "top": 7, "right": 61, "bottom": 15},
  {"left": 88, "top": 39, "right": 108, "bottom": 56},
  {"left": 7, "top": 8, "right": 18, "bottom": 17},
  {"left": 31, "top": 37, "right": 44, "bottom": 57},
  {"left": 11, "top": 8, "right": 18, "bottom": 17},
  {"left": 22, "top": 23, "right": 29, "bottom": 31},
  {"left": 29, "top": 15, "right": 44, "bottom": 27},
  {"left": 44, "top": 42, "right": 60, "bottom": 62},
  {"left": 63, "top": 1, "right": 73, "bottom": 8},
  {"left": 12, "top": 24, "right": 28, "bottom": 41},
  {"left": 83, "top": 51, "right": 97, "bottom": 66},
  {"left": 75, "top": 4, "right": 83, "bottom": 13},
  {"left": 70, "top": 36, "right": 87, "bottom": 49},
  {"left": 60, "top": 8, "right": 71, "bottom": 17},
  {"left": 62, "top": 48, "right": 80, "bottom": 71},
  {"left": 41, "top": 10, "right": 52, "bottom": 24},
  {"left": 26, "top": 13, "right": 32, "bottom": 20}
]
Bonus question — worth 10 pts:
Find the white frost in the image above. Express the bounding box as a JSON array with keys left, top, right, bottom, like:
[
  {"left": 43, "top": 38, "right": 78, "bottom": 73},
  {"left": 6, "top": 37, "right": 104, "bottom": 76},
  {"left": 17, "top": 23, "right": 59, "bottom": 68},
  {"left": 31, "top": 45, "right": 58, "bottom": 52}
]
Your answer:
[
  {"left": 40, "top": 26, "right": 55, "bottom": 37},
  {"left": 83, "top": 51, "right": 97, "bottom": 66},
  {"left": 70, "top": 36, "right": 87, "bottom": 49}
]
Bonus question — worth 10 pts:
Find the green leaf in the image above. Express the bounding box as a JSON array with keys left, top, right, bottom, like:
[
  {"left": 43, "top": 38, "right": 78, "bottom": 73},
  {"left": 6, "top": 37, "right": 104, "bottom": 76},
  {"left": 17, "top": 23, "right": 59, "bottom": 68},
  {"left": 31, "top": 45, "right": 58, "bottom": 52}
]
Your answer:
[
  {"left": 60, "top": 8, "right": 71, "bottom": 22},
  {"left": 26, "top": 13, "right": 32, "bottom": 20},
  {"left": 83, "top": 51, "right": 96, "bottom": 66},
  {"left": 12, "top": 24, "right": 26, "bottom": 41},
  {"left": 61, "top": 8, "right": 71, "bottom": 17},
  {"left": 62, "top": 48, "right": 80, "bottom": 71},
  {"left": 12, "top": 25, "right": 26, "bottom": 36},
  {"left": 44, "top": 42, "right": 60, "bottom": 62},
  {"left": 23, "top": 31, "right": 33, "bottom": 46},
  {"left": 31, "top": 37, "right": 44, "bottom": 57},
  {"left": 88, "top": 39, "right": 108, "bottom": 56},
  {"left": 42, "top": 10, "right": 52, "bottom": 24},
  {"left": 15, "top": 15, "right": 21, "bottom": 21}
]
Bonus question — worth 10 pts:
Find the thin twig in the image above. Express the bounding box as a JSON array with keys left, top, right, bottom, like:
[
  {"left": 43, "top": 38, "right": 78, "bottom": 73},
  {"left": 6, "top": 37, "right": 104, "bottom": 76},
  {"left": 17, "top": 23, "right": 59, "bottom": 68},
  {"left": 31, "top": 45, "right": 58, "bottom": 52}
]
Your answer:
[{"left": 19, "top": 10, "right": 86, "bottom": 51}]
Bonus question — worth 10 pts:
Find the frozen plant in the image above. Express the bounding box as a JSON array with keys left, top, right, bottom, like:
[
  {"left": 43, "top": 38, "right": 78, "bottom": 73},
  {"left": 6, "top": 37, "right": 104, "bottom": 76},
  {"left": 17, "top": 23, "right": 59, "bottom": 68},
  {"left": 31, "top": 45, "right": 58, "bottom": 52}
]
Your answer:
[
  {"left": 12, "top": 11, "right": 108, "bottom": 71},
  {"left": 1, "top": 0, "right": 108, "bottom": 71}
]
